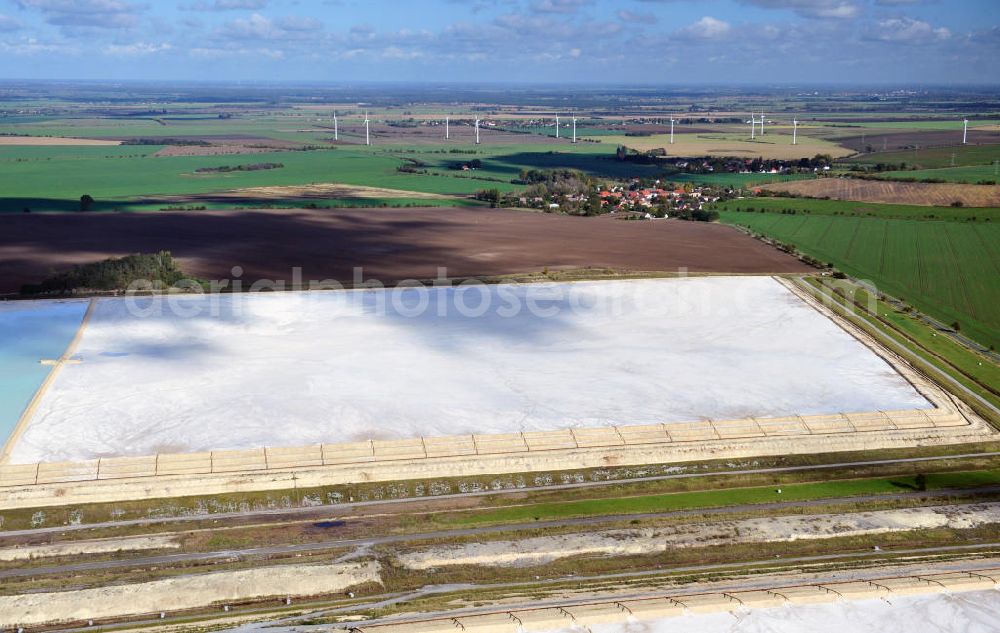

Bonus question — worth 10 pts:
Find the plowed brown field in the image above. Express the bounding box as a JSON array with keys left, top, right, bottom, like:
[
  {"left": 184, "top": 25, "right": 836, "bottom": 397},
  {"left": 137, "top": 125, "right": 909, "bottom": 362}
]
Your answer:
[
  {"left": 762, "top": 178, "right": 1000, "bottom": 207},
  {"left": 0, "top": 207, "right": 809, "bottom": 293}
]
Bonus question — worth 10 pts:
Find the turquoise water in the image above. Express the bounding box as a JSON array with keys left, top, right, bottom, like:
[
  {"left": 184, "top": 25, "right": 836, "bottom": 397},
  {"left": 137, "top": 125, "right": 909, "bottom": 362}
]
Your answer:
[{"left": 0, "top": 300, "right": 89, "bottom": 445}]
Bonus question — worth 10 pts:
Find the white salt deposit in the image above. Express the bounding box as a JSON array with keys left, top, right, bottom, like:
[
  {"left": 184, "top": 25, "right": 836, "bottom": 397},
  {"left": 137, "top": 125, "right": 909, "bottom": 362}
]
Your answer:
[
  {"left": 7, "top": 277, "right": 930, "bottom": 463},
  {"left": 543, "top": 589, "right": 1000, "bottom": 633}
]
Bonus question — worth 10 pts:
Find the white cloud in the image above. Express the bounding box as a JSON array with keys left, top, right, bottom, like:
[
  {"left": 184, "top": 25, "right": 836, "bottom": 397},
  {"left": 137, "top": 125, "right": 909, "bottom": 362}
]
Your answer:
[
  {"left": 530, "top": 0, "right": 590, "bottom": 14},
  {"left": 14, "top": 0, "right": 144, "bottom": 29},
  {"left": 219, "top": 13, "right": 321, "bottom": 40},
  {"left": 182, "top": 0, "right": 267, "bottom": 11},
  {"left": 102, "top": 41, "right": 172, "bottom": 56},
  {"left": 872, "top": 17, "right": 951, "bottom": 43},
  {"left": 677, "top": 16, "right": 731, "bottom": 40},
  {"left": 617, "top": 10, "right": 656, "bottom": 24},
  {"left": 739, "top": 1, "right": 860, "bottom": 20}
]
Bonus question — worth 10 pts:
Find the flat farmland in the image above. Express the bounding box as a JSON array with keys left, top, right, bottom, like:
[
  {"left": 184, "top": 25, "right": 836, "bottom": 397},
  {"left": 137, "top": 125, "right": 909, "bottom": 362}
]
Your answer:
[
  {"left": 0, "top": 136, "right": 122, "bottom": 146},
  {"left": 720, "top": 210, "right": 1000, "bottom": 348},
  {"left": 0, "top": 146, "right": 513, "bottom": 212},
  {"left": 762, "top": 178, "right": 1000, "bottom": 207},
  {"left": 0, "top": 139, "right": 654, "bottom": 212},
  {"left": 873, "top": 165, "right": 999, "bottom": 184},
  {"left": 841, "top": 143, "right": 1000, "bottom": 169},
  {"left": 0, "top": 206, "right": 810, "bottom": 294},
  {"left": 833, "top": 128, "right": 1000, "bottom": 152},
  {"left": 713, "top": 196, "right": 1000, "bottom": 222},
  {"left": 586, "top": 129, "right": 853, "bottom": 160}
]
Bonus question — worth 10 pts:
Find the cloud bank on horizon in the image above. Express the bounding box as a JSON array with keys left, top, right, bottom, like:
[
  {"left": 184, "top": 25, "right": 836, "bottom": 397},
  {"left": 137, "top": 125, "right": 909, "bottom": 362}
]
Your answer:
[{"left": 0, "top": 0, "right": 997, "bottom": 83}]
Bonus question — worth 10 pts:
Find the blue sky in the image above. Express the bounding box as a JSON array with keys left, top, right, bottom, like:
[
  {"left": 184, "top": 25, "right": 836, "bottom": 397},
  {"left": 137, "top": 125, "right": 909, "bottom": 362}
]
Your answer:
[{"left": 0, "top": 0, "right": 997, "bottom": 83}]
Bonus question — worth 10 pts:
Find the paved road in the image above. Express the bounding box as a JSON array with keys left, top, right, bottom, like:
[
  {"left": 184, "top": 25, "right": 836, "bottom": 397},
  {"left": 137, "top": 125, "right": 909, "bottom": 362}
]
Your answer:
[
  {"left": 6, "top": 450, "right": 999, "bottom": 540},
  {"left": 5, "top": 489, "right": 999, "bottom": 580}
]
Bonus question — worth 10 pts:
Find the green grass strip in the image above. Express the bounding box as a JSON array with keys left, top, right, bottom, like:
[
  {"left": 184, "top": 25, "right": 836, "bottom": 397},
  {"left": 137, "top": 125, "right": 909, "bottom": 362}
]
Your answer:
[{"left": 439, "top": 470, "right": 1000, "bottom": 526}]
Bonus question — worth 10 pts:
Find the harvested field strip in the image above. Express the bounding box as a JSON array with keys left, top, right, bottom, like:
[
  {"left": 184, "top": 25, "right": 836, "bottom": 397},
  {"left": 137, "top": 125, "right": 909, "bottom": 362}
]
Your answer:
[
  {"left": 720, "top": 211, "right": 1000, "bottom": 348},
  {"left": 432, "top": 470, "right": 1000, "bottom": 527},
  {"left": 761, "top": 178, "right": 1000, "bottom": 207}
]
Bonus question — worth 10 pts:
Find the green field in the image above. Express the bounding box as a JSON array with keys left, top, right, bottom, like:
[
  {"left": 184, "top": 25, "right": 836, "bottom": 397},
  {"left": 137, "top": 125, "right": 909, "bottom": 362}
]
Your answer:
[
  {"left": 718, "top": 205, "right": 1000, "bottom": 349},
  {"left": 438, "top": 470, "right": 1000, "bottom": 526},
  {"left": 0, "top": 136, "right": 663, "bottom": 212},
  {"left": 715, "top": 196, "right": 1000, "bottom": 221},
  {"left": 841, "top": 143, "right": 1000, "bottom": 169},
  {"left": 873, "top": 164, "right": 1000, "bottom": 184}
]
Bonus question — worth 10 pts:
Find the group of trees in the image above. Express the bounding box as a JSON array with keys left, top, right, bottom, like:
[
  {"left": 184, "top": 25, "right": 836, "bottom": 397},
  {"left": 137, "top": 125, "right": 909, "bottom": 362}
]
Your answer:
[
  {"left": 21, "top": 251, "right": 188, "bottom": 295},
  {"left": 194, "top": 162, "right": 284, "bottom": 174}
]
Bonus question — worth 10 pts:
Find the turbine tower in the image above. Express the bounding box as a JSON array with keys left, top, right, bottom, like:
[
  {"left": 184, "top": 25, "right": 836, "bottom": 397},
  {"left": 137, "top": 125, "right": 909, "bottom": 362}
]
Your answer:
[
  {"left": 556, "top": 115, "right": 560, "bottom": 139},
  {"left": 669, "top": 116, "right": 676, "bottom": 144},
  {"left": 364, "top": 110, "right": 370, "bottom": 146},
  {"left": 963, "top": 118, "right": 969, "bottom": 145},
  {"left": 333, "top": 111, "right": 338, "bottom": 141},
  {"left": 475, "top": 118, "right": 480, "bottom": 145},
  {"left": 572, "top": 117, "right": 577, "bottom": 144},
  {"left": 759, "top": 110, "right": 765, "bottom": 135},
  {"left": 446, "top": 116, "right": 450, "bottom": 140},
  {"left": 748, "top": 113, "right": 756, "bottom": 140},
  {"left": 792, "top": 118, "right": 798, "bottom": 145}
]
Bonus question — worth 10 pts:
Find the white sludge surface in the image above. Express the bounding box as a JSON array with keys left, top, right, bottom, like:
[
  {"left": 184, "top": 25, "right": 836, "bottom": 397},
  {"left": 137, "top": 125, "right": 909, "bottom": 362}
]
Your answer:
[
  {"left": 8, "top": 277, "right": 930, "bottom": 463},
  {"left": 543, "top": 589, "right": 1000, "bottom": 633}
]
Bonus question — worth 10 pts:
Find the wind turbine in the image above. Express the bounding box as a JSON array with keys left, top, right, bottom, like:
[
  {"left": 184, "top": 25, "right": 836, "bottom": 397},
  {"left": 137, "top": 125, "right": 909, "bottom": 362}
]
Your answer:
[
  {"left": 364, "top": 110, "right": 370, "bottom": 146},
  {"left": 446, "top": 116, "right": 450, "bottom": 140},
  {"left": 475, "top": 118, "right": 480, "bottom": 145},
  {"left": 333, "top": 111, "right": 338, "bottom": 141},
  {"left": 669, "top": 116, "right": 676, "bottom": 144},
  {"left": 748, "top": 113, "right": 756, "bottom": 140},
  {"left": 792, "top": 118, "right": 798, "bottom": 145},
  {"left": 555, "top": 115, "right": 560, "bottom": 139},
  {"left": 572, "top": 117, "right": 577, "bottom": 144},
  {"left": 759, "top": 110, "right": 765, "bottom": 135},
  {"left": 963, "top": 118, "right": 969, "bottom": 145}
]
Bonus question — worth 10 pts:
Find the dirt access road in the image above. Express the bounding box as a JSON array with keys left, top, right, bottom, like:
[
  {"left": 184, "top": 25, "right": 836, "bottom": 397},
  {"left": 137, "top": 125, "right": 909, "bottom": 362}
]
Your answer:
[{"left": 0, "top": 207, "right": 809, "bottom": 292}]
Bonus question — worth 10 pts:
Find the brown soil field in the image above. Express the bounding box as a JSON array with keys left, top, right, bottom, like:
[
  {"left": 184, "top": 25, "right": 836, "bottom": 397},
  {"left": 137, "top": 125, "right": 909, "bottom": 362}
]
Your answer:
[
  {"left": 0, "top": 136, "right": 121, "bottom": 146},
  {"left": 146, "top": 183, "right": 450, "bottom": 203},
  {"left": 836, "top": 129, "right": 1000, "bottom": 152},
  {"left": 615, "top": 124, "right": 716, "bottom": 135},
  {"left": 762, "top": 177, "right": 1000, "bottom": 207},
  {"left": 329, "top": 123, "right": 570, "bottom": 146},
  {"left": 153, "top": 141, "right": 303, "bottom": 157},
  {"left": 597, "top": 131, "right": 853, "bottom": 160},
  {"left": 0, "top": 207, "right": 809, "bottom": 293}
]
